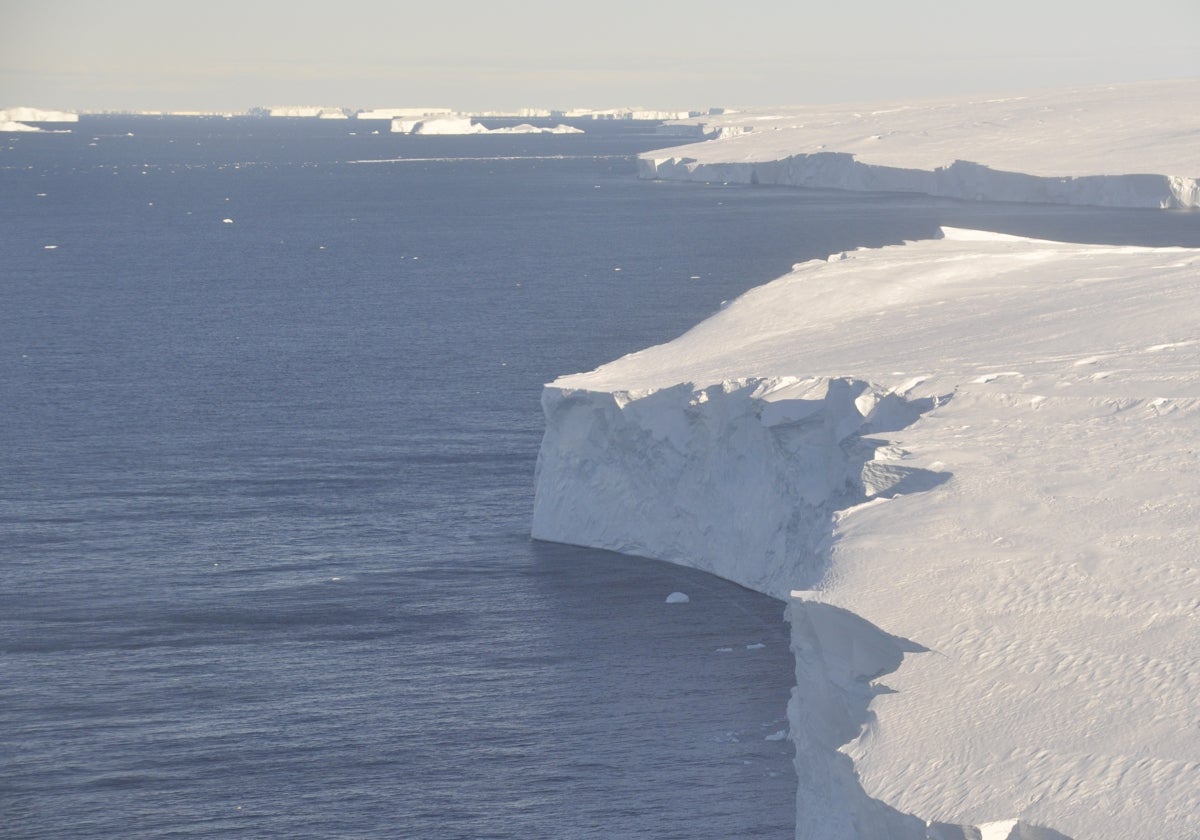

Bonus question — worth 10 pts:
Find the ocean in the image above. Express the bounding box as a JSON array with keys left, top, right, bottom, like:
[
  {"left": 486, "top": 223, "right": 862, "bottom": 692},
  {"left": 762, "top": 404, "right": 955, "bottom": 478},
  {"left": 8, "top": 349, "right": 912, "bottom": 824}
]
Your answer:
[{"left": 3, "top": 116, "right": 1198, "bottom": 839}]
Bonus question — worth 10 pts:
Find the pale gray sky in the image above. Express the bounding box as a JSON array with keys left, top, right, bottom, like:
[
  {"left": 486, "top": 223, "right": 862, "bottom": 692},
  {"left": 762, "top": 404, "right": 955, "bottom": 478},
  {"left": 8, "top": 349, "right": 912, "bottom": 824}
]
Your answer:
[{"left": 2, "top": 0, "right": 1197, "bottom": 111}]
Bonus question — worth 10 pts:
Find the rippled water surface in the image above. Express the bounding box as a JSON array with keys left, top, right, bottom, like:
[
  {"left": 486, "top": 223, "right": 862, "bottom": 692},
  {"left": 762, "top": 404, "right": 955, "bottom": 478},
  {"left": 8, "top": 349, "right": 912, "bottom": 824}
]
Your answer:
[{"left": 3, "top": 117, "right": 1197, "bottom": 838}]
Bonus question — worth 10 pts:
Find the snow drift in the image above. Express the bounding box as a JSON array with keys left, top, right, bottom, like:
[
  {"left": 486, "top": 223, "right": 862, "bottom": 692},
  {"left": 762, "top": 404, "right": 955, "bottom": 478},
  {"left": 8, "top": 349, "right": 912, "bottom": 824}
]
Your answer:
[
  {"left": 533, "top": 228, "right": 1200, "bottom": 839},
  {"left": 639, "top": 81, "right": 1200, "bottom": 209}
]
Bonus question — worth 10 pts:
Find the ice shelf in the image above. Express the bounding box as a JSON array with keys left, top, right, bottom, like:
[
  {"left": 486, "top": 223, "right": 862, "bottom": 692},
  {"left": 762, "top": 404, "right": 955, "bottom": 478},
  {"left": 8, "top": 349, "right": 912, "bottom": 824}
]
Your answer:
[
  {"left": 533, "top": 227, "right": 1200, "bottom": 839},
  {"left": 638, "top": 81, "right": 1200, "bottom": 209}
]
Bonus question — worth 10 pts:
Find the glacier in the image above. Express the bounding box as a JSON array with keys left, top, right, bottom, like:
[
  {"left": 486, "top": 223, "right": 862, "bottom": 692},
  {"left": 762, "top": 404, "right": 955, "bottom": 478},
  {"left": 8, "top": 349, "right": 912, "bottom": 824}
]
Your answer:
[
  {"left": 533, "top": 225, "right": 1200, "bottom": 838},
  {"left": 638, "top": 81, "right": 1200, "bottom": 209}
]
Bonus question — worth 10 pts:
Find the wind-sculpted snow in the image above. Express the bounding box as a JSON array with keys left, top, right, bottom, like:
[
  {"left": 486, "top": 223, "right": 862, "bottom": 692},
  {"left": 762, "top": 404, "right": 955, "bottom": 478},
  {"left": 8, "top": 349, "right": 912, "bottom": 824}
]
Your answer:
[
  {"left": 533, "top": 228, "right": 1200, "bottom": 838},
  {"left": 639, "top": 81, "right": 1200, "bottom": 209}
]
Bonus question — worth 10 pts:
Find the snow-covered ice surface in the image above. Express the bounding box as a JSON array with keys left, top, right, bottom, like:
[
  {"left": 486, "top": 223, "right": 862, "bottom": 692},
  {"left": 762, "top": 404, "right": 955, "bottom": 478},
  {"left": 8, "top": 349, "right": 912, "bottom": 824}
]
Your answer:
[
  {"left": 639, "top": 81, "right": 1200, "bottom": 209},
  {"left": 533, "top": 226, "right": 1200, "bottom": 838}
]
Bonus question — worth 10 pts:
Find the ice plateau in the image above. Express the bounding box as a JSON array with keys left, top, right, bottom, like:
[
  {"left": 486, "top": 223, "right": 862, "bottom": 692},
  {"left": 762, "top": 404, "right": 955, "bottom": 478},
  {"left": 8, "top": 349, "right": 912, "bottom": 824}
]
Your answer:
[
  {"left": 638, "top": 80, "right": 1200, "bottom": 209},
  {"left": 533, "top": 223, "right": 1200, "bottom": 838}
]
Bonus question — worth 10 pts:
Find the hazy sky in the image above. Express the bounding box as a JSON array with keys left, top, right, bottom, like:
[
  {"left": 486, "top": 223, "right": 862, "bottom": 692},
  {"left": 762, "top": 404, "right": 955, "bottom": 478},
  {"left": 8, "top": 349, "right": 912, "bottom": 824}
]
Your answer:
[{"left": 2, "top": 0, "right": 1197, "bottom": 111}]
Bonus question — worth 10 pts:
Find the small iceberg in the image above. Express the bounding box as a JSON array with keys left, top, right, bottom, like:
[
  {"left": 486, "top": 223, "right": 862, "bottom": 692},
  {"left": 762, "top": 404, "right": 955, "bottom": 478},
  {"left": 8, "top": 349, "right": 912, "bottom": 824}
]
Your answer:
[{"left": 665, "top": 591, "right": 689, "bottom": 604}]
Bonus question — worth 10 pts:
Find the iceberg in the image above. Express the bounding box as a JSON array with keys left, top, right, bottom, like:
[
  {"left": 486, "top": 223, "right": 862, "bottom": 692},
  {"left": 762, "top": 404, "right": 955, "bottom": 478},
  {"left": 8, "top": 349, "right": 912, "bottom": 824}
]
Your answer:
[
  {"left": 640, "top": 81, "right": 1200, "bottom": 209},
  {"left": 391, "top": 117, "right": 488, "bottom": 135},
  {"left": 390, "top": 117, "right": 582, "bottom": 135},
  {"left": 489, "top": 123, "right": 583, "bottom": 135},
  {"left": 533, "top": 227, "right": 1200, "bottom": 838},
  {"left": 0, "top": 107, "right": 78, "bottom": 123},
  {"left": 265, "top": 105, "right": 348, "bottom": 118}
]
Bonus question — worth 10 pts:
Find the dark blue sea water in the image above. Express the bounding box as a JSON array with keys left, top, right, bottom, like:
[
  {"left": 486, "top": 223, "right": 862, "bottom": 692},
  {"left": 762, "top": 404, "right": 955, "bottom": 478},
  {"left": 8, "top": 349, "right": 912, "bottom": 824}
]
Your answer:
[{"left": 2, "top": 116, "right": 1198, "bottom": 839}]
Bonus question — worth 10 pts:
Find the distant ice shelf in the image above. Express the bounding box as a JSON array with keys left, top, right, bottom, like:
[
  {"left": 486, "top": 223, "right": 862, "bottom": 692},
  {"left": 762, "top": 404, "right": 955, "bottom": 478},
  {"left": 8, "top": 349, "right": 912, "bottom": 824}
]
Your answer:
[
  {"left": 639, "top": 80, "right": 1200, "bottom": 209},
  {"left": 533, "top": 227, "right": 1200, "bottom": 839}
]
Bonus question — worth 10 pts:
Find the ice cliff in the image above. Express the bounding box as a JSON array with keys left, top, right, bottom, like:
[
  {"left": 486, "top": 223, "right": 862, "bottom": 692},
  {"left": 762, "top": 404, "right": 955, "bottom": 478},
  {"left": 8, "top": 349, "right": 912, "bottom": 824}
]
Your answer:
[
  {"left": 533, "top": 228, "right": 1200, "bottom": 839},
  {"left": 638, "top": 81, "right": 1200, "bottom": 209}
]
